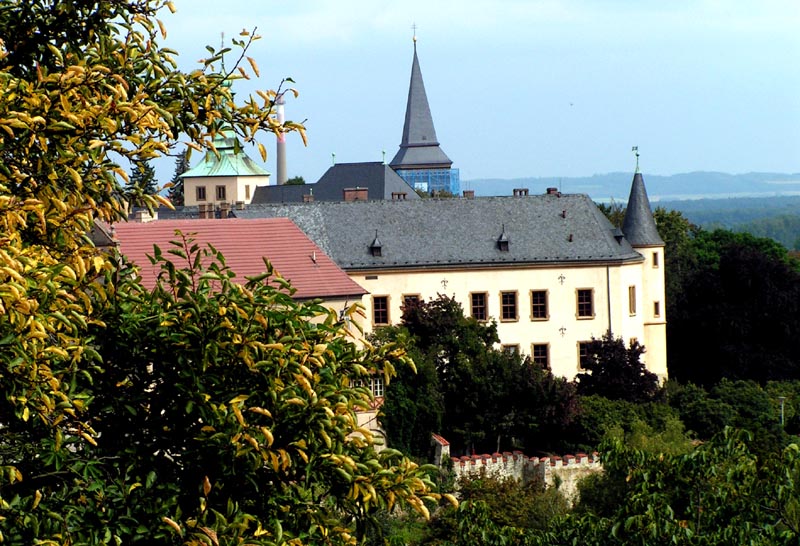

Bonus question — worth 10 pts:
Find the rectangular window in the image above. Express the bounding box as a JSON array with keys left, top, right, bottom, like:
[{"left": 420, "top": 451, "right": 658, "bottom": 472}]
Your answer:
[
  {"left": 530, "top": 290, "right": 548, "bottom": 320},
  {"left": 654, "top": 301, "right": 661, "bottom": 318},
  {"left": 501, "top": 291, "right": 518, "bottom": 321},
  {"left": 577, "top": 289, "right": 594, "bottom": 318},
  {"left": 470, "top": 292, "right": 488, "bottom": 321},
  {"left": 578, "top": 341, "right": 591, "bottom": 370},
  {"left": 628, "top": 285, "right": 637, "bottom": 316},
  {"left": 532, "top": 343, "right": 549, "bottom": 368},
  {"left": 371, "top": 376, "right": 385, "bottom": 397},
  {"left": 372, "top": 296, "right": 389, "bottom": 326},
  {"left": 216, "top": 185, "right": 227, "bottom": 201},
  {"left": 245, "top": 184, "right": 251, "bottom": 199},
  {"left": 652, "top": 251, "right": 660, "bottom": 267},
  {"left": 502, "top": 344, "right": 520, "bottom": 355},
  {"left": 402, "top": 294, "right": 420, "bottom": 309},
  {"left": 196, "top": 186, "right": 207, "bottom": 201}
]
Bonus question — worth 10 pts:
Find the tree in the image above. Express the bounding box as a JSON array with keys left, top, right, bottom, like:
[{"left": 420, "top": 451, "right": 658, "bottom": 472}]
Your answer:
[
  {"left": 0, "top": 1, "right": 437, "bottom": 543},
  {"left": 167, "top": 149, "right": 190, "bottom": 205},
  {"left": 667, "top": 228, "right": 800, "bottom": 384},
  {"left": 285, "top": 175, "right": 306, "bottom": 185},
  {"left": 373, "top": 326, "right": 445, "bottom": 459},
  {"left": 128, "top": 159, "right": 158, "bottom": 195},
  {"left": 384, "top": 295, "right": 578, "bottom": 456},
  {"left": 575, "top": 332, "right": 660, "bottom": 403}
]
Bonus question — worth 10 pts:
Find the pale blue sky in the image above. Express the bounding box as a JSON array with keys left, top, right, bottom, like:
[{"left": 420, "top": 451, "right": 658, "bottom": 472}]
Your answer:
[{"left": 161, "top": 0, "right": 800, "bottom": 184}]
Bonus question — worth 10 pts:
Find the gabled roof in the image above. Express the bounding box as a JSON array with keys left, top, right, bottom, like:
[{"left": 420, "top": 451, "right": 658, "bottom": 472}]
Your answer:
[
  {"left": 251, "top": 162, "right": 420, "bottom": 204},
  {"left": 389, "top": 44, "right": 452, "bottom": 170},
  {"left": 181, "top": 130, "right": 270, "bottom": 178},
  {"left": 234, "top": 195, "right": 644, "bottom": 270},
  {"left": 622, "top": 172, "right": 664, "bottom": 247},
  {"left": 112, "top": 218, "right": 366, "bottom": 299}
]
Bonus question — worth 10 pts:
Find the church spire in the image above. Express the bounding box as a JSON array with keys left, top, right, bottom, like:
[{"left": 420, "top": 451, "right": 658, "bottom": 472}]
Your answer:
[
  {"left": 389, "top": 37, "right": 452, "bottom": 169},
  {"left": 622, "top": 150, "right": 663, "bottom": 247}
]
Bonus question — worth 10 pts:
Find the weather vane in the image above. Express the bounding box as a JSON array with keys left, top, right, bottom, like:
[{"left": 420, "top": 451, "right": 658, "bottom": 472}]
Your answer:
[
  {"left": 632, "top": 146, "right": 640, "bottom": 173},
  {"left": 411, "top": 23, "right": 417, "bottom": 43}
]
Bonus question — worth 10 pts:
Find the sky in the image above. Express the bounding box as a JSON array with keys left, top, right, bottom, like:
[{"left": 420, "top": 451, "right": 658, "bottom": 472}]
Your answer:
[{"left": 158, "top": 0, "right": 800, "bottom": 184}]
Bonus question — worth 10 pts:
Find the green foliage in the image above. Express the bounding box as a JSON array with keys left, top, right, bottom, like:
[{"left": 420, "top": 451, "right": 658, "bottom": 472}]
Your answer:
[
  {"left": 566, "top": 395, "right": 692, "bottom": 455},
  {"left": 373, "top": 326, "right": 444, "bottom": 459},
  {"left": 128, "top": 159, "right": 158, "bottom": 195},
  {"left": 667, "top": 382, "right": 736, "bottom": 440},
  {"left": 456, "top": 471, "right": 569, "bottom": 530},
  {"left": 667, "top": 227, "right": 800, "bottom": 385},
  {"left": 285, "top": 175, "right": 306, "bottom": 185},
  {"left": 0, "top": 1, "right": 435, "bottom": 543},
  {"left": 1, "top": 236, "right": 442, "bottom": 543},
  {"left": 424, "top": 472, "right": 569, "bottom": 545},
  {"left": 569, "top": 430, "right": 800, "bottom": 545},
  {"left": 167, "top": 149, "right": 190, "bottom": 206},
  {"left": 385, "top": 295, "right": 578, "bottom": 456},
  {"left": 595, "top": 199, "right": 626, "bottom": 227},
  {"left": 575, "top": 332, "right": 660, "bottom": 403}
]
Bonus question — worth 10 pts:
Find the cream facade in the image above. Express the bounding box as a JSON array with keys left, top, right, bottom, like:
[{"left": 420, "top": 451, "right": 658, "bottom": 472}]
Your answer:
[
  {"left": 357, "top": 257, "right": 667, "bottom": 380},
  {"left": 183, "top": 173, "right": 270, "bottom": 207}
]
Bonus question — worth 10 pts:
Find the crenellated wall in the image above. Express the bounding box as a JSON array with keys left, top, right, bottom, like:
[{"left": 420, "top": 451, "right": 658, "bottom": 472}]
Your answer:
[{"left": 432, "top": 435, "right": 602, "bottom": 503}]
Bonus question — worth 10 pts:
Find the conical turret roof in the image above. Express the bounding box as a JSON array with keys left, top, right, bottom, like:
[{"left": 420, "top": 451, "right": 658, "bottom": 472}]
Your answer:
[
  {"left": 622, "top": 172, "right": 663, "bottom": 246},
  {"left": 390, "top": 42, "right": 452, "bottom": 169}
]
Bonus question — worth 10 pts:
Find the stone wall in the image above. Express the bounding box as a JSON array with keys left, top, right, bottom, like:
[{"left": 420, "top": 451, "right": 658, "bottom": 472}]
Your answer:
[{"left": 432, "top": 435, "right": 602, "bottom": 504}]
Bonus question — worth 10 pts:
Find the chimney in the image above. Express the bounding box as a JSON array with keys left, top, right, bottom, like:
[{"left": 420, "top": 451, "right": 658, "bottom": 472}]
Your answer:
[
  {"left": 343, "top": 187, "right": 368, "bottom": 201},
  {"left": 546, "top": 187, "right": 561, "bottom": 197},
  {"left": 132, "top": 209, "right": 157, "bottom": 223},
  {"left": 462, "top": 190, "right": 475, "bottom": 199},
  {"left": 513, "top": 188, "right": 529, "bottom": 197},
  {"left": 219, "top": 201, "right": 231, "bottom": 218},
  {"left": 276, "top": 94, "right": 287, "bottom": 185},
  {"left": 235, "top": 201, "right": 245, "bottom": 210},
  {"left": 303, "top": 193, "right": 315, "bottom": 203}
]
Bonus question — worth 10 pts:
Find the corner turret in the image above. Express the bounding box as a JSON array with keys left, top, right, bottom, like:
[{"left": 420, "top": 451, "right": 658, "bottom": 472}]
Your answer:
[{"left": 622, "top": 172, "right": 663, "bottom": 247}]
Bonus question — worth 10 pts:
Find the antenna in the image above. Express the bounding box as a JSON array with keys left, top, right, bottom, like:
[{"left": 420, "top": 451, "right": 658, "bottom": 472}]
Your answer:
[{"left": 632, "top": 146, "right": 640, "bottom": 173}]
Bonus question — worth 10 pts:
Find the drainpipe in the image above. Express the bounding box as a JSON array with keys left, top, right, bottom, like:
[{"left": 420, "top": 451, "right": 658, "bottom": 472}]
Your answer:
[{"left": 606, "top": 266, "right": 612, "bottom": 335}]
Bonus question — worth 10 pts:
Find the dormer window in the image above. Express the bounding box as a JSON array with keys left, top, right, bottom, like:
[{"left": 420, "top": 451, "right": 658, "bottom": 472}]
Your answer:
[
  {"left": 497, "top": 225, "right": 509, "bottom": 252},
  {"left": 370, "top": 230, "right": 383, "bottom": 257}
]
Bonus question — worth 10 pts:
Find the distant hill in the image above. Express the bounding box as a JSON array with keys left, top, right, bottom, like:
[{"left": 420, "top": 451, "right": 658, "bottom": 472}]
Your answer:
[
  {"left": 463, "top": 172, "right": 800, "bottom": 250},
  {"left": 463, "top": 172, "right": 800, "bottom": 202}
]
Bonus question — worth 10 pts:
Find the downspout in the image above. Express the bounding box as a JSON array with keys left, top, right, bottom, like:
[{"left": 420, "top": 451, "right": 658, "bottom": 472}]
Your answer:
[{"left": 606, "top": 266, "right": 612, "bottom": 335}]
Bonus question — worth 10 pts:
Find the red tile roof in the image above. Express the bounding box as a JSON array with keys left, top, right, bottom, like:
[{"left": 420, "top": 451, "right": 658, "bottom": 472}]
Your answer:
[{"left": 112, "top": 218, "right": 367, "bottom": 300}]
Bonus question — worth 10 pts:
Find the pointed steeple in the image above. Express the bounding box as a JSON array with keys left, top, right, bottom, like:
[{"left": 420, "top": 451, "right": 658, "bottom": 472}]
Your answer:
[
  {"left": 622, "top": 171, "right": 663, "bottom": 247},
  {"left": 390, "top": 40, "right": 452, "bottom": 169}
]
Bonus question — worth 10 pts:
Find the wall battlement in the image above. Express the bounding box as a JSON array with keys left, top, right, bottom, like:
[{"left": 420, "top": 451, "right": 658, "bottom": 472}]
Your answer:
[{"left": 432, "top": 434, "right": 602, "bottom": 502}]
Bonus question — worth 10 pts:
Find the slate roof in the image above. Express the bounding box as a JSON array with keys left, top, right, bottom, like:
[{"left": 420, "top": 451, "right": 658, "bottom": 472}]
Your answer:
[
  {"left": 389, "top": 44, "right": 452, "bottom": 169},
  {"left": 180, "top": 130, "right": 270, "bottom": 178},
  {"left": 234, "top": 194, "right": 644, "bottom": 271},
  {"left": 622, "top": 172, "right": 664, "bottom": 246},
  {"left": 112, "top": 218, "right": 366, "bottom": 299},
  {"left": 251, "top": 162, "right": 420, "bottom": 204}
]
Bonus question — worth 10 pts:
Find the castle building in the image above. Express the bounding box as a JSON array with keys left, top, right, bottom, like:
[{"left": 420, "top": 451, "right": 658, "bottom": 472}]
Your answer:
[
  {"left": 130, "top": 41, "right": 667, "bottom": 381},
  {"left": 389, "top": 40, "right": 460, "bottom": 195},
  {"left": 235, "top": 178, "right": 667, "bottom": 381}
]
